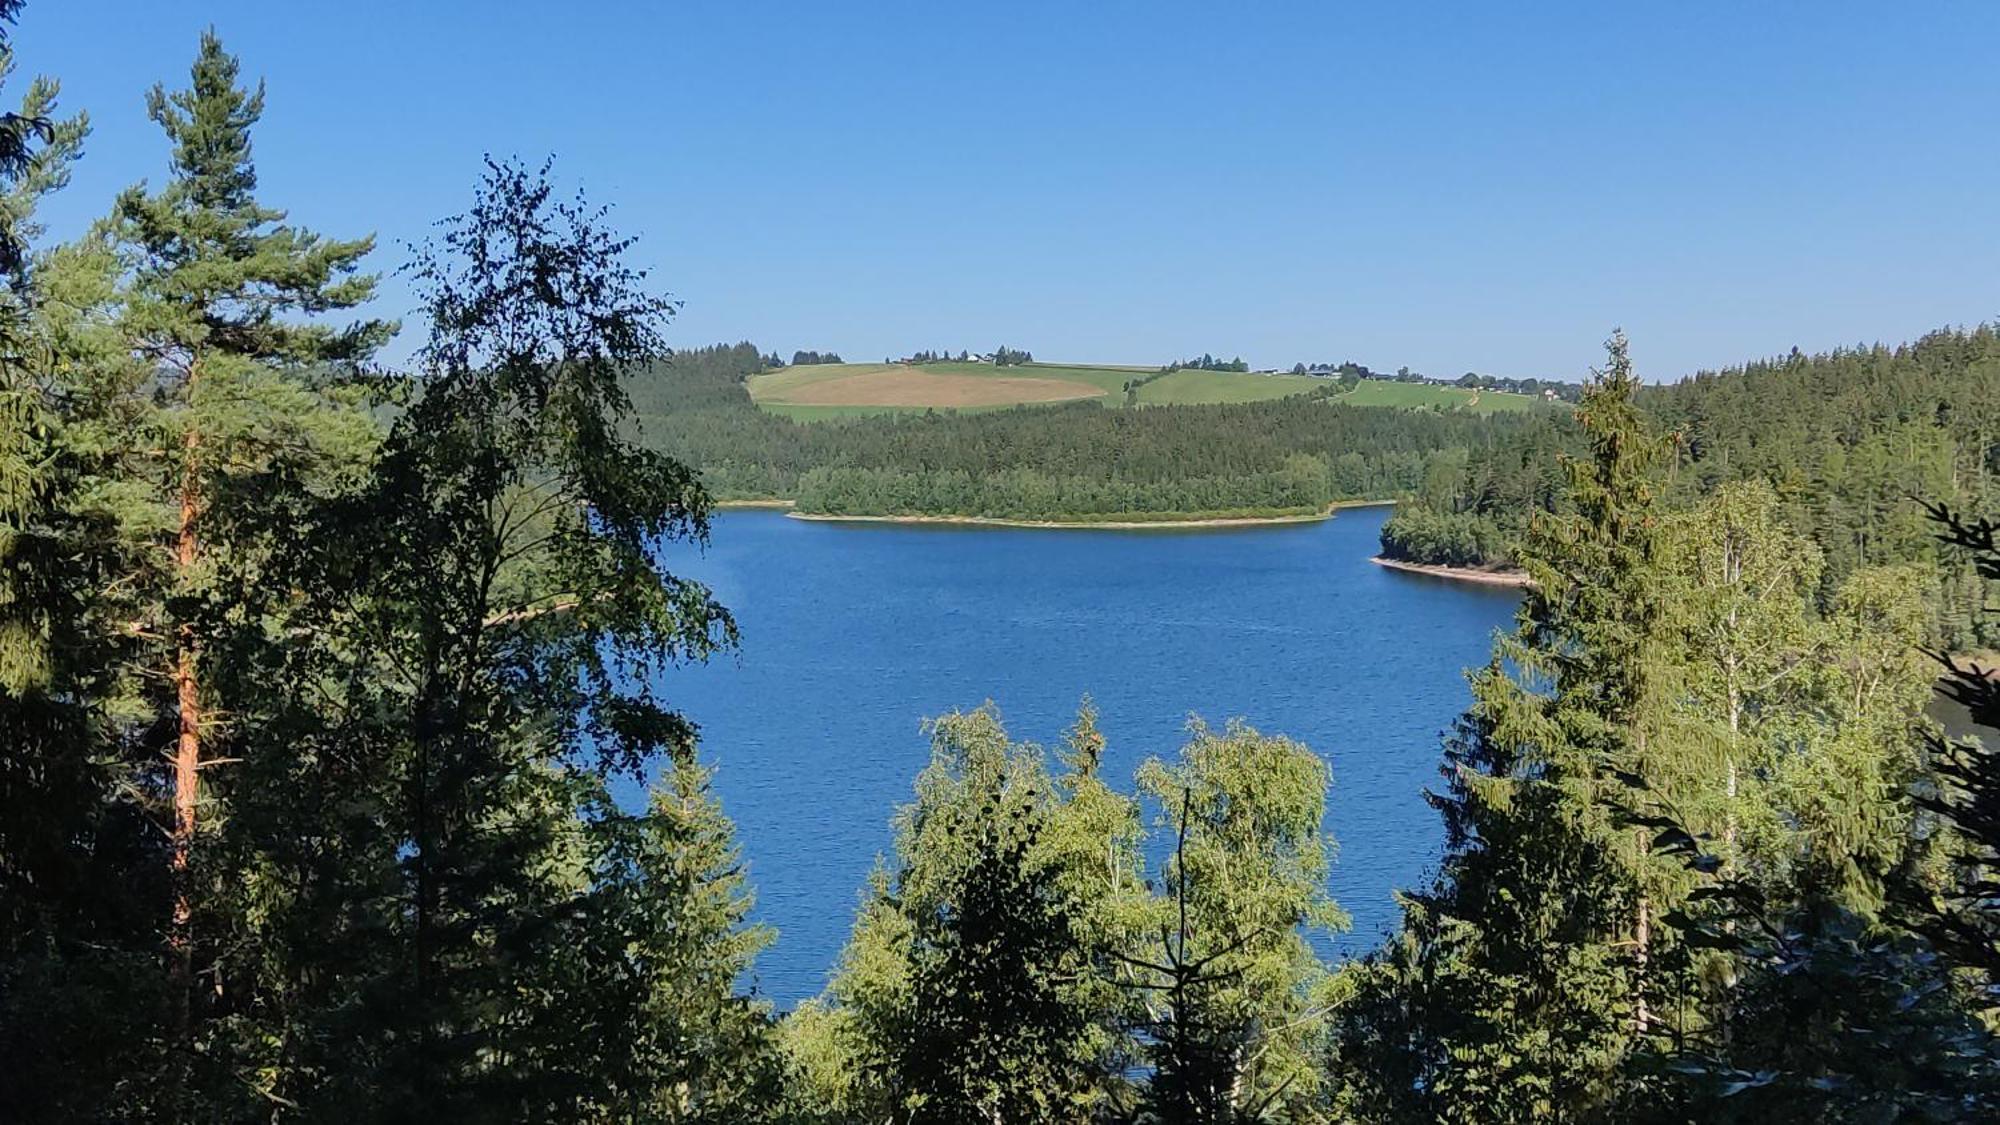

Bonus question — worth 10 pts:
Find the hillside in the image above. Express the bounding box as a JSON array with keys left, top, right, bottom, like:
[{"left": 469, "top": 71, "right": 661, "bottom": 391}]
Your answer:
[
  {"left": 745, "top": 359, "right": 1532, "bottom": 419},
  {"left": 1331, "top": 379, "right": 1543, "bottom": 413},
  {"left": 626, "top": 343, "right": 1550, "bottom": 522},
  {"left": 1378, "top": 326, "right": 2000, "bottom": 649}
]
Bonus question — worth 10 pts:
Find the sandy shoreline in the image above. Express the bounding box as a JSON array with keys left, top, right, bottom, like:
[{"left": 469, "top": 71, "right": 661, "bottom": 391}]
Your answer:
[{"left": 1370, "top": 556, "right": 1534, "bottom": 588}]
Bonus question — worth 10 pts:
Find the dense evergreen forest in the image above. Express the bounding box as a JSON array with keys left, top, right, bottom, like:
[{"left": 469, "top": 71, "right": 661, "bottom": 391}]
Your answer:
[
  {"left": 1381, "top": 330, "right": 2000, "bottom": 650},
  {"left": 8, "top": 12, "right": 2000, "bottom": 1124},
  {"left": 624, "top": 343, "right": 1548, "bottom": 521}
]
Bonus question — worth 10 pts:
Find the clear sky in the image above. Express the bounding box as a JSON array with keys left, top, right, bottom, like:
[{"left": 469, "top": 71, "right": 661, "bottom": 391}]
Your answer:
[{"left": 18, "top": 1, "right": 2000, "bottom": 379}]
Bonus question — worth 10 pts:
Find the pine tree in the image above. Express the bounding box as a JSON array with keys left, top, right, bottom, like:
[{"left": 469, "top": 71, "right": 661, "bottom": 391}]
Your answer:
[{"left": 104, "top": 29, "right": 391, "bottom": 1050}]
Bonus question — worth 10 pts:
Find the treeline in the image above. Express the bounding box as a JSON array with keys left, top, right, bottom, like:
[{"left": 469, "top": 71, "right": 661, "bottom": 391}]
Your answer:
[
  {"left": 1292, "top": 359, "right": 1400, "bottom": 379},
  {"left": 1452, "top": 369, "right": 1578, "bottom": 399},
  {"left": 627, "top": 346, "right": 1550, "bottom": 519},
  {"left": 794, "top": 454, "right": 1335, "bottom": 522},
  {"left": 790, "top": 348, "right": 843, "bottom": 365},
  {"left": 993, "top": 343, "right": 1034, "bottom": 365},
  {"left": 1285, "top": 359, "right": 1585, "bottom": 401},
  {"left": 1382, "top": 328, "right": 2000, "bottom": 648},
  {"left": 1162, "top": 352, "right": 1250, "bottom": 372}
]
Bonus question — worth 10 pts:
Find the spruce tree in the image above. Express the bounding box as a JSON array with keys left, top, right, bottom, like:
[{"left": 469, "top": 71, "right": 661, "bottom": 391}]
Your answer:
[
  {"left": 231, "top": 156, "right": 740, "bottom": 1118},
  {"left": 1332, "top": 332, "right": 1679, "bottom": 1119}
]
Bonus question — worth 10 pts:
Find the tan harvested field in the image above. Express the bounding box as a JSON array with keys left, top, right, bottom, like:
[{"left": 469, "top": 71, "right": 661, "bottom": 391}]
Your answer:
[{"left": 778, "top": 369, "right": 1106, "bottom": 408}]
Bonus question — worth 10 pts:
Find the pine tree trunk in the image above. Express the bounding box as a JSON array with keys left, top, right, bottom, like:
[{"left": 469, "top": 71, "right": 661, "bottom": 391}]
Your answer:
[
  {"left": 1633, "top": 726, "right": 1651, "bottom": 1037},
  {"left": 1634, "top": 881, "right": 1651, "bottom": 1036},
  {"left": 168, "top": 419, "right": 202, "bottom": 1043}
]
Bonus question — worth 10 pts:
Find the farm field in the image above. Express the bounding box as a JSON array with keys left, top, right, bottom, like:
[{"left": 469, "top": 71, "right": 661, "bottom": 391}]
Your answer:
[
  {"left": 1130, "top": 367, "right": 1322, "bottom": 405},
  {"left": 751, "top": 361, "right": 1323, "bottom": 419},
  {"left": 746, "top": 361, "right": 1553, "bottom": 420}
]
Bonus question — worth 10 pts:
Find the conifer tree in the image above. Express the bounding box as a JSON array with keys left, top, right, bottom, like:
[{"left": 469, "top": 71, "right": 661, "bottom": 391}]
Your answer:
[
  {"left": 103, "top": 29, "right": 391, "bottom": 1042},
  {"left": 798, "top": 706, "right": 1136, "bottom": 1122},
  {"left": 1332, "top": 332, "right": 1681, "bottom": 1119},
  {"left": 0, "top": 32, "right": 176, "bottom": 1118},
  {"left": 551, "top": 761, "right": 782, "bottom": 1121},
  {"left": 209, "top": 156, "right": 739, "bottom": 1118}
]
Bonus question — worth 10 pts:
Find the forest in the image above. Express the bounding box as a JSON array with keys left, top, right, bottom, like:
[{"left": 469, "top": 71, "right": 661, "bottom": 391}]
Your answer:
[
  {"left": 1379, "top": 329, "right": 2000, "bottom": 652},
  {"left": 624, "top": 342, "right": 1548, "bottom": 521},
  {"left": 7, "top": 13, "right": 2000, "bottom": 1125}
]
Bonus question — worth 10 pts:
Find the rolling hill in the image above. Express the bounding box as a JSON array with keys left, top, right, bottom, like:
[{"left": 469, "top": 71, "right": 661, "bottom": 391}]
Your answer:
[{"left": 747, "top": 360, "right": 1540, "bottom": 420}]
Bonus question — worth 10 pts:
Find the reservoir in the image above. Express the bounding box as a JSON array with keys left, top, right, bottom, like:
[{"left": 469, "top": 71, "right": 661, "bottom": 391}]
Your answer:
[{"left": 646, "top": 505, "right": 1521, "bottom": 1003}]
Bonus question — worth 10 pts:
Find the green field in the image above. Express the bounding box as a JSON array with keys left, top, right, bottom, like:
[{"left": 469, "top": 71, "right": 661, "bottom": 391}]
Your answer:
[
  {"left": 747, "top": 361, "right": 1550, "bottom": 420},
  {"left": 1329, "top": 380, "right": 1544, "bottom": 414},
  {"left": 1129, "top": 368, "right": 1323, "bottom": 405}
]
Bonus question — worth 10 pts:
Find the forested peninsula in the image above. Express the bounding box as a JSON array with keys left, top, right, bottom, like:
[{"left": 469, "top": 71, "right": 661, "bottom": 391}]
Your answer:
[{"left": 624, "top": 342, "right": 1549, "bottom": 523}]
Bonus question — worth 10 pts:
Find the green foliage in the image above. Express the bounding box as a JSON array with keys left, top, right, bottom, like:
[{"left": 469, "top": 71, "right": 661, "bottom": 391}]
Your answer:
[
  {"left": 1378, "top": 504, "right": 1513, "bottom": 567},
  {"left": 227, "top": 156, "right": 745, "bottom": 1118},
  {"left": 12, "top": 8, "right": 2000, "bottom": 1119},
  {"left": 1899, "top": 507, "right": 2000, "bottom": 980},
  {"left": 1132, "top": 721, "right": 1348, "bottom": 1122},
  {"left": 796, "top": 707, "right": 1134, "bottom": 1122},
  {"left": 1336, "top": 353, "right": 1992, "bottom": 1122},
  {"left": 892, "top": 801, "right": 1094, "bottom": 1123},
  {"left": 1333, "top": 334, "right": 1672, "bottom": 1120},
  {"left": 794, "top": 708, "right": 1349, "bottom": 1123},
  {"left": 630, "top": 350, "right": 1547, "bottom": 519},
  {"left": 1384, "top": 328, "right": 2000, "bottom": 648},
  {"left": 3, "top": 60, "right": 774, "bottom": 1112}
]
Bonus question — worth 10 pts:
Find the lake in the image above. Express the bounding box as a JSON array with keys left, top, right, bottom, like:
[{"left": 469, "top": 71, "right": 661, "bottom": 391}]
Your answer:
[{"left": 643, "top": 505, "right": 1522, "bottom": 1003}]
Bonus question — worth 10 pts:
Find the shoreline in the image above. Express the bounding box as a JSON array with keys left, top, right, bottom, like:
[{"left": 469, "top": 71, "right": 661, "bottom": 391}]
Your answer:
[
  {"left": 1371, "top": 556, "right": 1534, "bottom": 588},
  {"left": 786, "top": 509, "right": 1336, "bottom": 530},
  {"left": 715, "top": 496, "right": 1396, "bottom": 530}
]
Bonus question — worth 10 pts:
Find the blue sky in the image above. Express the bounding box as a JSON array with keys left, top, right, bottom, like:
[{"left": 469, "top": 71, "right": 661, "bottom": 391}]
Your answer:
[{"left": 18, "top": 2, "right": 2000, "bottom": 379}]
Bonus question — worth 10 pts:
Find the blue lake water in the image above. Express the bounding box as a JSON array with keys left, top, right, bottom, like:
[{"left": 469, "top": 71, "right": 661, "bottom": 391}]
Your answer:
[{"left": 643, "top": 505, "right": 1521, "bottom": 1004}]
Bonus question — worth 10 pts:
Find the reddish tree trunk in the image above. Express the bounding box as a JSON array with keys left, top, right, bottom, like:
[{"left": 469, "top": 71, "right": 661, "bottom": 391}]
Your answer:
[{"left": 168, "top": 421, "right": 202, "bottom": 1039}]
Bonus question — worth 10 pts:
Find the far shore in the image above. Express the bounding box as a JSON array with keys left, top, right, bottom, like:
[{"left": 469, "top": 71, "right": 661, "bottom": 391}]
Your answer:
[
  {"left": 708, "top": 497, "right": 1397, "bottom": 531},
  {"left": 786, "top": 509, "right": 1337, "bottom": 531},
  {"left": 1371, "top": 556, "right": 1535, "bottom": 588}
]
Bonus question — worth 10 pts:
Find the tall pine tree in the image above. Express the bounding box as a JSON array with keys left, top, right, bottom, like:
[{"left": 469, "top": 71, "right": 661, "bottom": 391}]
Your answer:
[{"left": 105, "top": 30, "right": 390, "bottom": 1056}]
